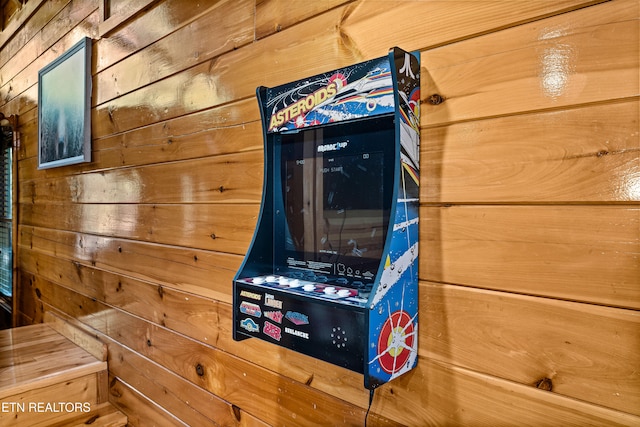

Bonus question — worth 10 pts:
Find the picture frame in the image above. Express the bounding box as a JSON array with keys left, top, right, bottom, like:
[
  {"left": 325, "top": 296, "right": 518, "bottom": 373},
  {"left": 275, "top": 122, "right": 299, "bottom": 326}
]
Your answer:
[{"left": 38, "top": 37, "right": 92, "bottom": 169}]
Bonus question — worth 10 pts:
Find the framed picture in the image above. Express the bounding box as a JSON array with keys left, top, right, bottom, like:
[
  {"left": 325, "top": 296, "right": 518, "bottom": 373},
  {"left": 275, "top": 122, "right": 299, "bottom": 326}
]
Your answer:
[{"left": 38, "top": 37, "right": 92, "bottom": 169}]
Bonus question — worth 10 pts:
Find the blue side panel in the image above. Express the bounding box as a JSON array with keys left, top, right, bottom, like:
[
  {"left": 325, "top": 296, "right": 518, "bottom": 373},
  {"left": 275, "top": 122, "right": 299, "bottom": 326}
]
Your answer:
[{"left": 366, "top": 48, "right": 420, "bottom": 389}]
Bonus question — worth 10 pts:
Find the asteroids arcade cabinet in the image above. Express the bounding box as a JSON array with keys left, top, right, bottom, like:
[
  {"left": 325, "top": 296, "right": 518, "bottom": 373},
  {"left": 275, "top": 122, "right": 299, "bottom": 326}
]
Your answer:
[{"left": 233, "top": 47, "right": 420, "bottom": 389}]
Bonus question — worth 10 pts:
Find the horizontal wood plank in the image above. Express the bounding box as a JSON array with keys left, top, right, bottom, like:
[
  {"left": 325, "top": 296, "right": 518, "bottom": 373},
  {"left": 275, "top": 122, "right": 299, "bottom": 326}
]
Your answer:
[
  {"left": 5, "top": 1, "right": 639, "bottom": 426},
  {"left": 18, "top": 225, "right": 240, "bottom": 304},
  {"left": 98, "top": 0, "right": 159, "bottom": 37},
  {"left": 44, "top": 304, "right": 245, "bottom": 427},
  {"left": 109, "top": 377, "right": 188, "bottom": 427},
  {"left": 94, "top": 0, "right": 255, "bottom": 104},
  {"left": 41, "top": 402, "right": 127, "bottom": 427},
  {"left": 0, "top": 0, "right": 80, "bottom": 85},
  {"left": 422, "top": 282, "right": 640, "bottom": 415},
  {"left": 0, "top": 0, "right": 48, "bottom": 53},
  {"left": 373, "top": 358, "right": 640, "bottom": 426},
  {"left": 90, "top": 6, "right": 355, "bottom": 138},
  {"left": 423, "top": 205, "right": 640, "bottom": 308},
  {"left": 21, "top": 253, "right": 640, "bottom": 416},
  {"left": 20, "top": 254, "right": 370, "bottom": 407},
  {"left": 0, "top": 324, "right": 106, "bottom": 400},
  {"left": 20, "top": 202, "right": 258, "bottom": 255},
  {"left": 255, "top": 0, "right": 350, "bottom": 40},
  {"left": 423, "top": 99, "right": 640, "bottom": 203},
  {"left": 33, "top": 279, "right": 399, "bottom": 427},
  {"left": 32, "top": 275, "right": 640, "bottom": 425},
  {"left": 21, "top": 150, "right": 263, "bottom": 204},
  {"left": 422, "top": 0, "right": 639, "bottom": 125},
  {"left": 89, "top": 0, "right": 614, "bottom": 139},
  {"left": 44, "top": 311, "right": 107, "bottom": 362},
  {"left": 340, "top": 0, "right": 607, "bottom": 55},
  {"left": 96, "top": 0, "right": 233, "bottom": 71},
  {"left": 0, "top": 373, "right": 101, "bottom": 427},
  {"left": 18, "top": 97, "right": 261, "bottom": 177},
  {"left": 0, "top": 8, "right": 100, "bottom": 106},
  {"left": 21, "top": 203, "right": 638, "bottom": 309}
]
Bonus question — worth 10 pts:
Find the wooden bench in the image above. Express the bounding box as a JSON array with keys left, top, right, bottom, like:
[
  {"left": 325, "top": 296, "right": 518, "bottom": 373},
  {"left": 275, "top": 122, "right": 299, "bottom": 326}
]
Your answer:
[{"left": 0, "top": 316, "right": 127, "bottom": 426}]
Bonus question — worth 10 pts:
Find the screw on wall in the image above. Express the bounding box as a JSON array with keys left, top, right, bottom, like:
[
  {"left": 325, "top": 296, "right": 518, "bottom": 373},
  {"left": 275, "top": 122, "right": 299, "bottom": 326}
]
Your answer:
[{"left": 427, "top": 94, "right": 445, "bottom": 105}]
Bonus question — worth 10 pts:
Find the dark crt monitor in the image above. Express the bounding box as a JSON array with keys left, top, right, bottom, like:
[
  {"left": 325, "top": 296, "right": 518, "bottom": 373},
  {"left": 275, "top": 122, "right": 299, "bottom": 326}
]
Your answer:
[{"left": 275, "top": 115, "right": 396, "bottom": 290}]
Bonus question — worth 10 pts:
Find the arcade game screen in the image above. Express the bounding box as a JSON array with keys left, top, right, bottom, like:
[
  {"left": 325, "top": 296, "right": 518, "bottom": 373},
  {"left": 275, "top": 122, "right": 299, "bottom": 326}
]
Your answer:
[{"left": 278, "top": 116, "right": 395, "bottom": 289}]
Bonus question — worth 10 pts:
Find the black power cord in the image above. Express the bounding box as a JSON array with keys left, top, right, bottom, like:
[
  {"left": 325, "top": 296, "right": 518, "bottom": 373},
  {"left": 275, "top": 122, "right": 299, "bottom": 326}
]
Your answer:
[{"left": 364, "top": 388, "right": 375, "bottom": 426}]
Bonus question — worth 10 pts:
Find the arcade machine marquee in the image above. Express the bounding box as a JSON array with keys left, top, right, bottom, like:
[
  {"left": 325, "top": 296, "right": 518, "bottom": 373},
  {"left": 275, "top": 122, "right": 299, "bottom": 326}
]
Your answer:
[{"left": 233, "top": 47, "right": 420, "bottom": 389}]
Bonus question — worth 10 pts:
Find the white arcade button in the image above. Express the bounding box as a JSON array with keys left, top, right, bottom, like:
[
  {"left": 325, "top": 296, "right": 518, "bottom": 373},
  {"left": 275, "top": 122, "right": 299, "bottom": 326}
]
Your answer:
[{"left": 288, "top": 279, "right": 301, "bottom": 287}]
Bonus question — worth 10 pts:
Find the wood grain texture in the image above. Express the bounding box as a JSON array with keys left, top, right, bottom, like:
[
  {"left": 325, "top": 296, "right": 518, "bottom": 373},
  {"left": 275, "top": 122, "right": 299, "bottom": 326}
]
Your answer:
[
  {"left": 423, "top": 205, "right": 640, "bottom": 308},
  {"left": 422, "top": 0, "right": 639, "bottom": 125},
  {"left": 255, "top": 0, "right": 350, "bottom": 40},
  {"left": 0, "top": 323, "right": 110, "bottom": 427},
  {"left": 20, "top": 253, "right": 371, "bottom": 407},
  {"left": 21, "top": 250, "right": 640, "bottom": 417},
  {"left": 424, "top": 99, "right": 640, "bottom": 203},
  {"left": 96, "top": 0, "right": 228, "bottom": 71},
  {"left": 0, "top": 6, "right": 100, "bottom": 105},
  {"left": 33, "top": 279, "right": 400, "bottom": 427},
  {"left": 109, "top": 377, "right": 187, "bottom": 427},
  {"left": 21, "top": 202, "right": 258, "bottom": 254},
  {"left": 0, "top": 374, "right": 100, "bottom": 427},
  {"left": 18, "top": 97, "right": 262, "bottom": 176},
  {"left": 373, "top": 358, "right": 640, "bottom": 427},
  {"left": 30, "top": 275, "right": 640, "bottom": 425},
  {"left": 44, "top": 311, "right": 108, "bottom": 362},
  {"left": 423, "top": 282, "right": 640, "bottom": 415},
  {"left": 19, "top": 225, "right": 241, "bottom": 303},
  {"left": 88, "top": 0, "right": 609, "bottom": 140},
  {"left": 340, "top": 0, "right": 608, "bottom": 55},
  {"left": 94, "top": 0, "right": 255, "bottom": 104},
  {"left": 20, "top": 150, "right": 263, "bottom": 204},
  {"left": 40, "top": 402, "right": 127, "bottom": 427}
]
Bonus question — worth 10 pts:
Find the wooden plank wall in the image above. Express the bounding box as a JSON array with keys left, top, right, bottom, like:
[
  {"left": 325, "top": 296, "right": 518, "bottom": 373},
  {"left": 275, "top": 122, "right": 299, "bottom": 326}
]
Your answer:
[{"left": 1, "top": 0, "right": 638, "bottom": 425}]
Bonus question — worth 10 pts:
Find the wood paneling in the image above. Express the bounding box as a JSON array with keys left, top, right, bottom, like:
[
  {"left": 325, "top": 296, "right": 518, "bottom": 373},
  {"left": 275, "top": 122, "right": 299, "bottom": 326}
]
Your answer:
[
  {"left": 2, "top": 0, "right": 638, "bottom": 425},
  {"left": 255, "top": 0, "right": 350, "bottom": 40},
  {"left": 21, "top": 150, "right": 263, "bottom": 203},
  {"left": 422, "top": 0, "right": 639, "bottom": 125},
  {"left": 27, "top": 275, "right": 640, "bottom": 426},
  {"left": 21, "top": 202, "right": 258, "bottom": 254},
  {"left": 423, "top": 282, "right": 640, "bottom": 414},
  {"left": 31, "top": 277, "right": 400, "bottom": 427},
  {"left": 0, "top": 5, "right": 100, "bottom": 105},
  {"left": 424, "top": 100, "right": 640, "bottom": 203},
  {"left": 19, "top": 225, "right": 240, "bottom": 303},
  {"left": 423, "top": 205, "right": 640, "bottom": 308},
  {"left": 94, "top": 0, "right": 255, "bottom": 104}
]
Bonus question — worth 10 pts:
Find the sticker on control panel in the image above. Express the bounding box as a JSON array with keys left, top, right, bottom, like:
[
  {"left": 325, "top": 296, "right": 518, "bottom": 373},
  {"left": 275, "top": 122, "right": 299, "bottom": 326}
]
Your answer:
[
  {"left": 263, "top": 321, "right": 282, "bottom": 341},
  {"left": 240, "top": 318, "right": 259, "bottom": 333},
  {"left": 240, "top": 301, "right": 262, "bottom": 318},
  {"left": 264, "top": 310, "right": 284, "bottom": 324},
  {"left": 285, "top": 311, "right": 309, "bottom": 326},
  {"left": 240, "top": 290, "right": 262, "bottom": 301},
  {"left": 284, "top": 327, "right": 309, "bottom": 340},
  {"left": 264, "top": 293, "right": 283, "bottom": 309}
]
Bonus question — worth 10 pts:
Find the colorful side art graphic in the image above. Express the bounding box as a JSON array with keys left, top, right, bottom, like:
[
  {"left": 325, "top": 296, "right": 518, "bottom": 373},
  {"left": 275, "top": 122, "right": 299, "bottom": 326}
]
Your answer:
[{"left": 366, "top": 49, "right": 420, "bottom": 388}]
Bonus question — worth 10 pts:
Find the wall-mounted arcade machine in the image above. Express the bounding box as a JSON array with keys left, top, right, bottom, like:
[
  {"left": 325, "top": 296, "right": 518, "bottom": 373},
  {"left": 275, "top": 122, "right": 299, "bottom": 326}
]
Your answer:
[{"left": 233, "top": 47, "right": 420, "bottom": 389}]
